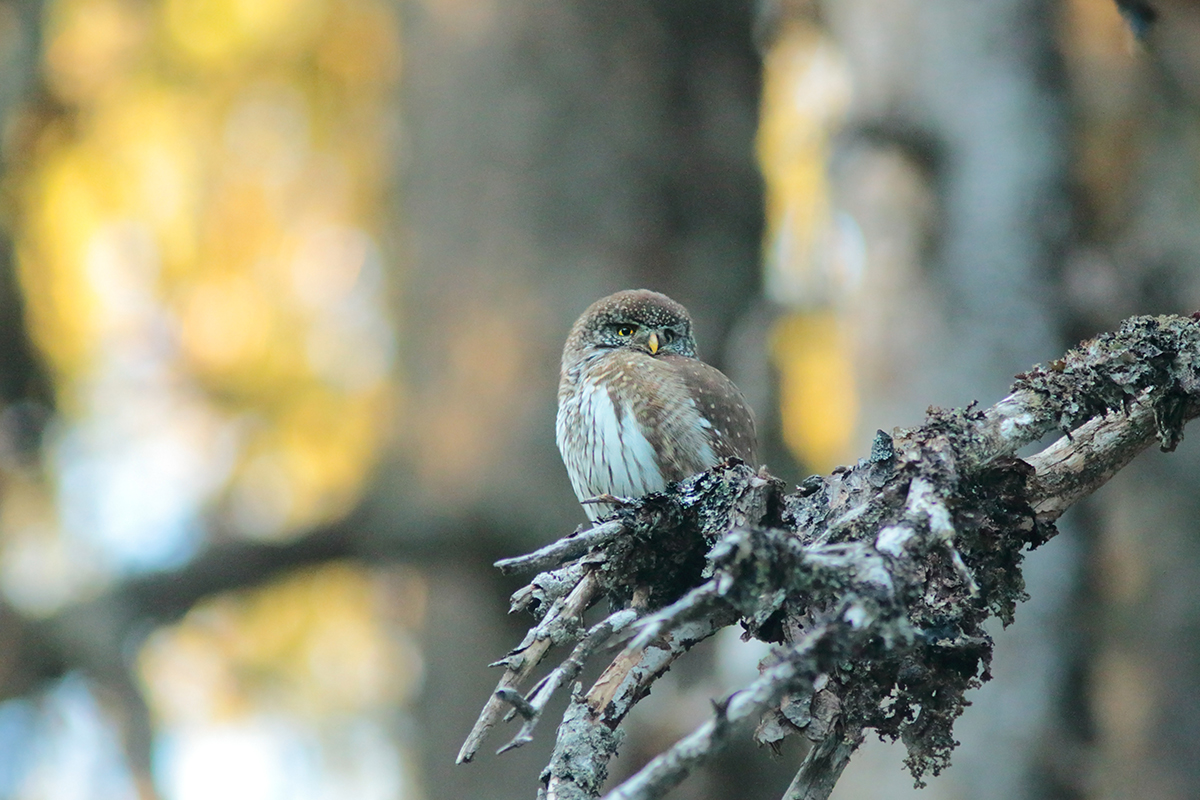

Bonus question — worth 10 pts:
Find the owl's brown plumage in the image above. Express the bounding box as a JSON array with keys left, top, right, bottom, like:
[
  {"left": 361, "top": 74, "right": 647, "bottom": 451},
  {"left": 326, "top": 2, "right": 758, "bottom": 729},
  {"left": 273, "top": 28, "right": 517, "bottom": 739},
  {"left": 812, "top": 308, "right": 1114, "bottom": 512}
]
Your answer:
[{"left": 556, "top": 290, "right": 757, "bottom": 521}]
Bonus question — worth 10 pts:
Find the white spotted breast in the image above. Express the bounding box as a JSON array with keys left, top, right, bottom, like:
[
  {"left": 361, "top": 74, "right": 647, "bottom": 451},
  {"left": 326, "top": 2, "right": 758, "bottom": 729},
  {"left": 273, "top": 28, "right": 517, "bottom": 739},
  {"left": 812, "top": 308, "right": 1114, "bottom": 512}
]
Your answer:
[
  {"left": 556, "top": 368, "right": 667, "bottom": 522},
  {"left": 556, "top": 349, "right": 755, "bottom": 522}
]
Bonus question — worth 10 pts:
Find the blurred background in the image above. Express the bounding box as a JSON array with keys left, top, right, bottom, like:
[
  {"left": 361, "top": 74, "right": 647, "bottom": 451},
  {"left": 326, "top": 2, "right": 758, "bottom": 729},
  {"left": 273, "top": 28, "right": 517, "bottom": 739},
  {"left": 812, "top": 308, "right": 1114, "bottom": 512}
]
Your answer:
[{"left": 0, "top": 0, "right": 1198, "bottom": 798}]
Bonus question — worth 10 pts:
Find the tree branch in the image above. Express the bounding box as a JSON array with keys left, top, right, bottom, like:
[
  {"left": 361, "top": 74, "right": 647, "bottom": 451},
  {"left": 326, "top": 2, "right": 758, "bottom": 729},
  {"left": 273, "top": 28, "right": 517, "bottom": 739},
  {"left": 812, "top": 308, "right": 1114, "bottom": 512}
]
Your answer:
[{"left": 460, "top": 314, "right": 1200, "bottom": 799}]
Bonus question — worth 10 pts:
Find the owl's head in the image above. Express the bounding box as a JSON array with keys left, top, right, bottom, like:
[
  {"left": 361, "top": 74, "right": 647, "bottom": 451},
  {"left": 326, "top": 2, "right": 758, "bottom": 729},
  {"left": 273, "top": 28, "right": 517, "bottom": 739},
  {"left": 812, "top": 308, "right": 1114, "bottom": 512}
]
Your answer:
[{"left": 564, "top": 290, "right": 698, "bottom": 365}]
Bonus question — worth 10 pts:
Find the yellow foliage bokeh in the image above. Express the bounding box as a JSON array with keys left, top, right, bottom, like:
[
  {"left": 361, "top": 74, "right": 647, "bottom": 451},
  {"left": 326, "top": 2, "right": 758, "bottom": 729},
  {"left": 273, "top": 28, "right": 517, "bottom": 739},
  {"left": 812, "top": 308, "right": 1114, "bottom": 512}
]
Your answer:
[
  {"left": 11, "top": 0, "right": 401, "bottom": 536},
  {"left": 771, "top": 311, "right": 858, "bottom": 473},
  {"left": 139, "top": 563, "right": 426, "bottom": 724},
  {"left": 3, "top": 0, "right": 409, "bottom": 749},
  {"left": 758, "top": 21, "right": 857, "bottom": 470}
]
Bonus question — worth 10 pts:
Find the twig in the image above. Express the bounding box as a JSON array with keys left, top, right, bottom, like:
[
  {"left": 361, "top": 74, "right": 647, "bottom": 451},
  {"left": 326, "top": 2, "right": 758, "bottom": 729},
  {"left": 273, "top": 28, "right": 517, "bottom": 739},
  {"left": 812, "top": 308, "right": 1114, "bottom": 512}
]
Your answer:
[
  {"left": 624, "top": 579, "right": 724, "bottom": 653},
  {"left": 781, "top": 725, "right": 864, "bottom": 800},
  {"left": 541, "top": 696, "right": 624, "bottom": 800},
  {"left": 1026, "top": 388, "right": 1169, "bottom": 522},
  {"left": 496, "top": 688, "right": 538, "bottom": 720},
  {"left": 511, "top": 561, "right": 592, "bottom": 616},
  {"left": 496, "top": 521, "right": 626, "bottom": 575},
  {"left": 498, "top": 608, "right": 639, "bottom": 754},
  {"left": 961, "top": 388, "right": 1058, "bottom": 467},
  {"left": 590, "top": 607, "right": 739, "bottom": 725},
  {"left": 601, "top": 621, "right": 843, "bottom": 800},
  {"left": 458, "top": 570, "right": 600, "bottom": 763}
]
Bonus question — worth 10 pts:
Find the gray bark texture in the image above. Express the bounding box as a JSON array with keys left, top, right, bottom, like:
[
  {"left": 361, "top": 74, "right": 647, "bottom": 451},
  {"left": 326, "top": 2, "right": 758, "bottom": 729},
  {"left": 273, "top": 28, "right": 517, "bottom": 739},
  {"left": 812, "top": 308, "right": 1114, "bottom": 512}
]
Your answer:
[
  {"left": 460, "top": 314, "right": 1200, "bottom": 800},
  {"left": 821, "top": 7, "right": 1077, "bottom": 796}
]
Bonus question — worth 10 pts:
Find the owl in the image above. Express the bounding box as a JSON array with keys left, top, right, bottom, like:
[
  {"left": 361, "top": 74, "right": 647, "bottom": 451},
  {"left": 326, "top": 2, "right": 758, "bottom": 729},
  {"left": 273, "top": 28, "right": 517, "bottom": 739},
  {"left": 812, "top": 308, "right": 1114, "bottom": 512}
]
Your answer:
[{"left": 556, "top": 289, "right": 758, "bottom": 522}]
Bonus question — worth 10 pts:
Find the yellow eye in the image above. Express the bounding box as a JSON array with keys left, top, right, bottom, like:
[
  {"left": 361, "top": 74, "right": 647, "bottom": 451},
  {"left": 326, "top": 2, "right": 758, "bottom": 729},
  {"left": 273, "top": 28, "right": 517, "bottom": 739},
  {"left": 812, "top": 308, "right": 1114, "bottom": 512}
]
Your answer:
[{"left": 616, "top": 326, "right": 635, "bottom": 337}]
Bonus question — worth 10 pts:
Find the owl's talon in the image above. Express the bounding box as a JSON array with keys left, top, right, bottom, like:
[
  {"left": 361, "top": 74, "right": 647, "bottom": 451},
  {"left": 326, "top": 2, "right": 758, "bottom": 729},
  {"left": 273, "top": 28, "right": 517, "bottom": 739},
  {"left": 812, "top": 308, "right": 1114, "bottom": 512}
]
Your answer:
[{"left": 580, "top": 493, "right": 638, "bottom": 508}]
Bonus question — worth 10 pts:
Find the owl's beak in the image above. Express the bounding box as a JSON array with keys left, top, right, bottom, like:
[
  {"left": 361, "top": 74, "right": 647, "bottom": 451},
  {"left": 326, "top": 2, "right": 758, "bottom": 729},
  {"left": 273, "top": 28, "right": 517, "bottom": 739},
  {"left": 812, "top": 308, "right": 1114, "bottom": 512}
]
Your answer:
[{"left": 647, "top": 331, "right": 659, "bottom": 355}]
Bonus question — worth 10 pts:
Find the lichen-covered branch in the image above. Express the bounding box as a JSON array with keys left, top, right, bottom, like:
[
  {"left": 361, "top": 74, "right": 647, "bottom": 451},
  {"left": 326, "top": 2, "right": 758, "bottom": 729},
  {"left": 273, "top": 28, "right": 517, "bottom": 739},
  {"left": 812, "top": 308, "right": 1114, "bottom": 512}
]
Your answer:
[
  {"left": 458, "top": 570, "right": 601, "bottom": 764},
  {"left": 496, "top": 521, "right": 627, "bottom": 576},
  {"left": 499, "top": 607, "right": 639, "bottom": 754},
  {"left": 781, "top": 726, "right": 862, "bottom": 800},
  {"left": 461, "top": 314, "right": 1200, "bottom": 799}
]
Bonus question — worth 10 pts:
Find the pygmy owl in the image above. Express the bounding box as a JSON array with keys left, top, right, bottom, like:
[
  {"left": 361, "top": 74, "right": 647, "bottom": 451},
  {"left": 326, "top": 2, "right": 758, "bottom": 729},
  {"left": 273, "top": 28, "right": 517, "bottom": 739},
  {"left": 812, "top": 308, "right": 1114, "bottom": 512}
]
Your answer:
[{"left": 556, "top": 289, "right": 758, "bottom": 522}]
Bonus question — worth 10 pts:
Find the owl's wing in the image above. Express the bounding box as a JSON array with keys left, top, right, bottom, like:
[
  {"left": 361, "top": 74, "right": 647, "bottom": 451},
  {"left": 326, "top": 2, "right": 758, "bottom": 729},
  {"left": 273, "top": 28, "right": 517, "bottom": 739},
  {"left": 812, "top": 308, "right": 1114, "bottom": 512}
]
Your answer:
[
  {"left": 565, "top": 351, "right": 758, "bottom": 507},
  {"left": 665, "top": 356, "right": 758, "bottom": 467}
]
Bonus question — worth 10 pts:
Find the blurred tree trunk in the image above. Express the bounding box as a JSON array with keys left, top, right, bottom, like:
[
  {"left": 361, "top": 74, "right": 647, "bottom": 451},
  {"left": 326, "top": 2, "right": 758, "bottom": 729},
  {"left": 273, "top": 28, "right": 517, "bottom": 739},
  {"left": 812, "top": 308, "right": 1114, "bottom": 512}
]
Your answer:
[
  {"left": 820, "top": 1, "right": 1200, "bottom": 798},
  {"left": 1060, "top": 2, "right": 1200, "bottom": 798},
  {"left": 821, "top": 1, "right": 1079, "bottom": 798},
  {"left": 0, "top": 0, "right": 49, "bottom": 410},
  {"left": 395, "top": 2, "right": 771, "bottom": 797}
]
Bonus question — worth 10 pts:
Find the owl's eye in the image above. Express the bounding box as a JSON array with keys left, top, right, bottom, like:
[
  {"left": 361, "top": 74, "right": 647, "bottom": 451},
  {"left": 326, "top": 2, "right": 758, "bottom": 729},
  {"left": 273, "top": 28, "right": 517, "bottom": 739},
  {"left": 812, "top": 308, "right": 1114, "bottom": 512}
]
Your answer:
[{"left": 616, "top": 325, "right": 636, "bottom": 337}]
